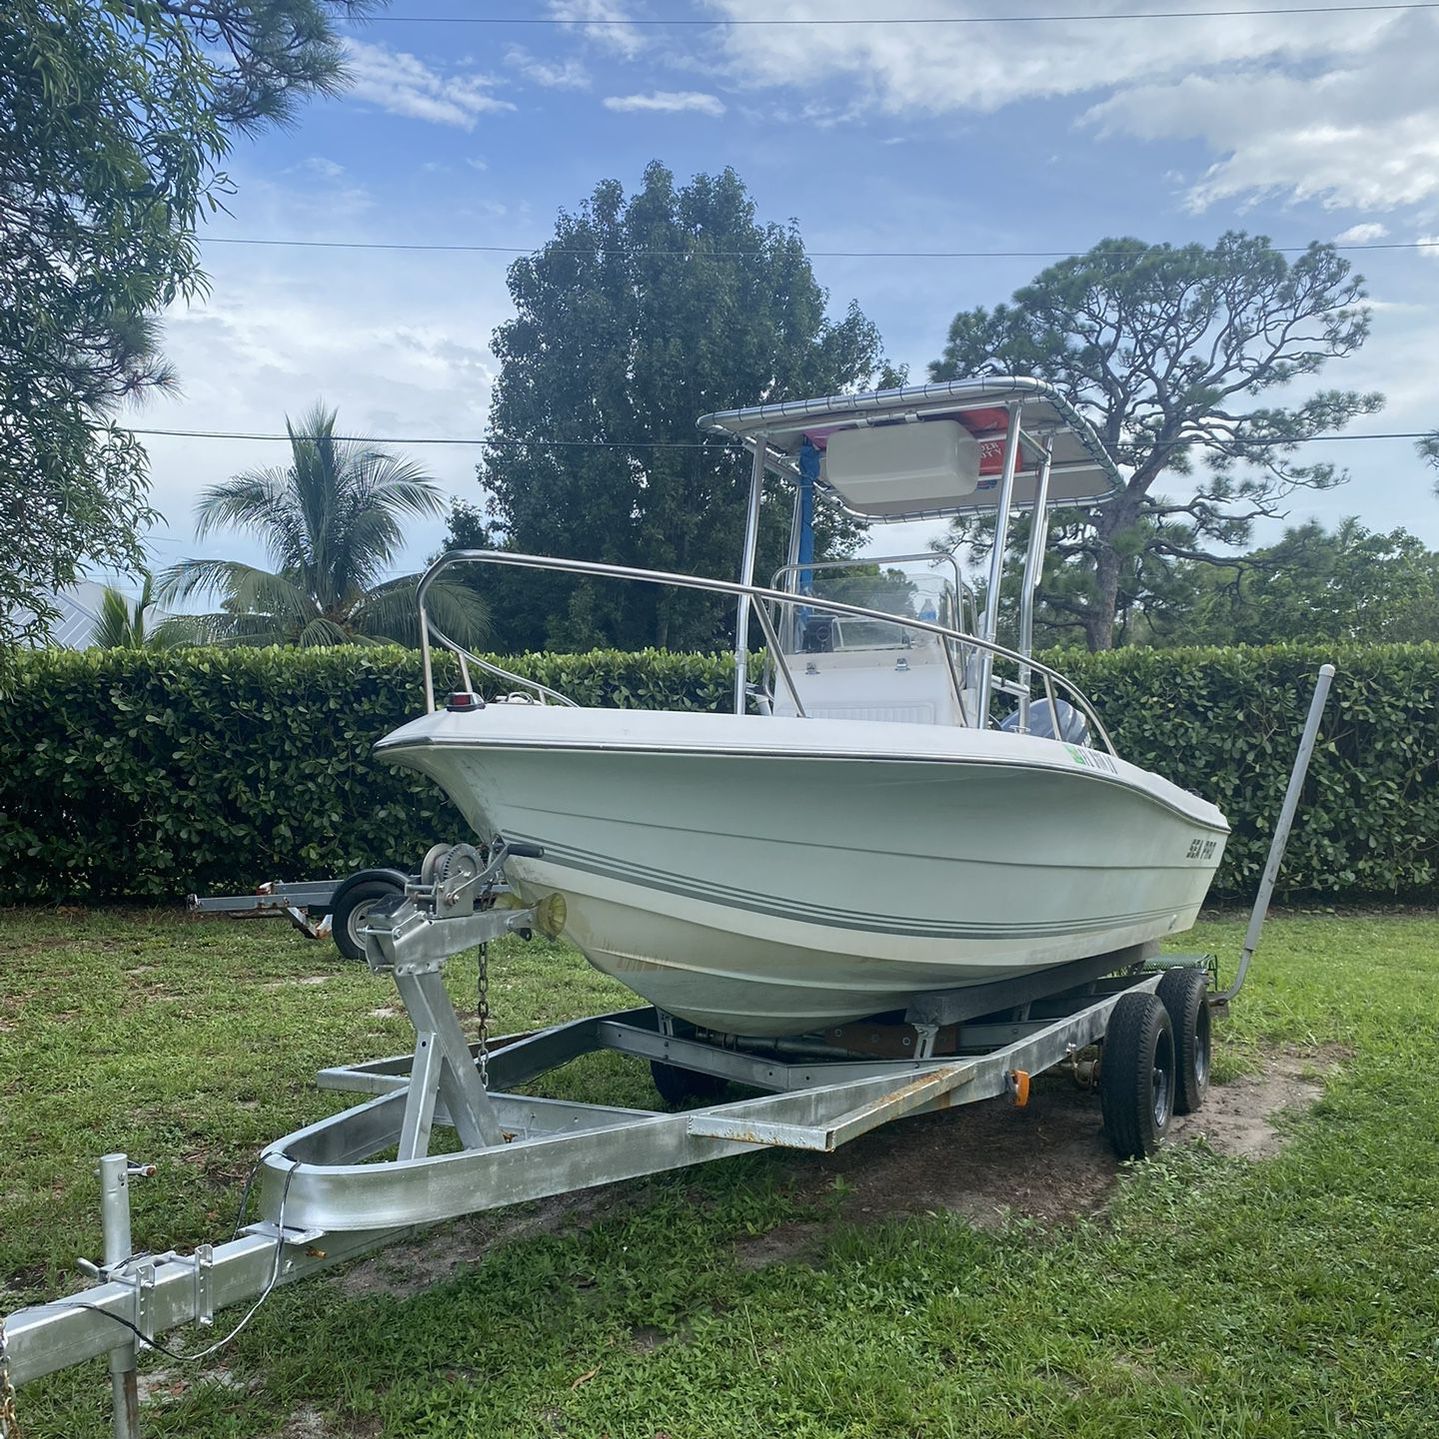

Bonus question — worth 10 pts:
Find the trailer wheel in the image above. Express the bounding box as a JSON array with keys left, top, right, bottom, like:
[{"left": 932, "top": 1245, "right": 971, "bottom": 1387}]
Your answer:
[
  {"left": 651, "top": 1060, "right": 728, "bottom": 1107},
  {"left": 330, "top": 871, "right": 408, "bottom": 962},
  {"left": 1100, "top": 993, "right": 1175, "bottom": 1160},
  {"left": 1156, "top": 967, "right": 1211, "bottom": 1115}
]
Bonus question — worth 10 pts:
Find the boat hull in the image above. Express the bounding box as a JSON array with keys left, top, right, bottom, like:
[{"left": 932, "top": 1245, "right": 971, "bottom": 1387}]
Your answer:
[{"left": 377, "top": 708, "right": 1228, "bottom": 1036}]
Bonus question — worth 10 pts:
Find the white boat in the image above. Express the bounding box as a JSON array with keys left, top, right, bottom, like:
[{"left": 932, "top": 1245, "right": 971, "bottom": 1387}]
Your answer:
[{"left": 378, "top": 377, "right": 1229, "bottom": 1038}]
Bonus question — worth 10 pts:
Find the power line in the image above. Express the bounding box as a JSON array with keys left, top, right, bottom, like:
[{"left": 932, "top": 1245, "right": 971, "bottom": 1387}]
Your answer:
[
  {"left": 122, "top": 427, "right": 715, "bottom": 448},
  {"left": 369, "top": 2, "right": 1437, "bottom": 25},
  {"left": 201, "top": 235, "right": 1439, "bottom": 260},
  {"left": 120, "top": 426, "right": 1435, "bottom": 448}
]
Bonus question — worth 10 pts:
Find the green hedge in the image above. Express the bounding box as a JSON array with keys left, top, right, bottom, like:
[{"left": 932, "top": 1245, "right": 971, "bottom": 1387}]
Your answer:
[
  {"left": 0, "top": 643, "right": 1434, "bottom": 902},
  {"left": 1056, "top": 644, "right": 1438, "bottom": 902},
  {"left": 0, "top": 647, "right": 732, "bottom": 902}
]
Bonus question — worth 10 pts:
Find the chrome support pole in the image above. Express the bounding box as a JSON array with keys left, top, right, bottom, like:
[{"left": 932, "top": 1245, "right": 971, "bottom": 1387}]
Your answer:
[
  {"left": 752, "top": 602, "right": 806, "bottom": 718},
  {"left": 732, "top": 442, "right": 768, "bottom": 715},
  {"left": 977, "top": 404, "right": 1026, "bottom": 724},
  {"left": 1015, "top": 439, "right": 1054, "bottom": 733},
  {"left": 99, "top": 1154, "right": 139, "bottom": 1439},
  {"left": 782, "top": 488, "right": 804, "bottom": 654},
  {"left": 1215, "top": 665, "right": 1336, "bottom": 1005},
  {"left": 418, "top": 604, "right": 435, "bottom": 714}
]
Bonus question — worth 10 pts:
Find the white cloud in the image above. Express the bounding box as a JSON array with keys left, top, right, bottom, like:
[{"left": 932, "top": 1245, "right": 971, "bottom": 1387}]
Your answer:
[
  {"left": 137, "top": 198, "right": 514, "bottom": 577},
  {"left": 603, "top": 90, "right": 726, "bottom": 117},
  {"left": 1086, "top": 31, "right": 1439, "bottom": 213},
  {"left": 1418, "top": 234, "right": 1439, "bottom": 259},
  {"left": 505, "top": 45, "right": 591, "bottom": 90},
  {"left": 708, "top": 0, "right": 1398, "bottom": 116},
  {"left": 296, "top": 156, "right": 344, "bottom": 179},
  {"left": 345, "top": 39, "right": 515, "bottom": 130},
  {"left": 1334, "top": 223, "right": 1389, "bottom": 244},
  {"left": 702, "top": 2, "right": 1439, "bottom": 217},
  {"left": 549, "top": 0, "right": 645, "bottom": 59}
]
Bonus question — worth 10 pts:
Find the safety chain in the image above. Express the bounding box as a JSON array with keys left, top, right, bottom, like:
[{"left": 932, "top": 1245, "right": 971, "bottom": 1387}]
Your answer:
[
  {"left": 475, "top": 942, "right": 491, "bottom": 1092},
  {"left": 0, "top": 1315, "right": 21, "bottom": 1439},
  {"left": 475, "top": 848, "right": 499, "bottom": 1094}
]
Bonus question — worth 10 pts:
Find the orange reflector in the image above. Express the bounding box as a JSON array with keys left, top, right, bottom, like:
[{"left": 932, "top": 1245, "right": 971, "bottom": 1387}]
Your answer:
[{"left": 1008, "top": 1069, "right": 1031, "bottom": 1108}]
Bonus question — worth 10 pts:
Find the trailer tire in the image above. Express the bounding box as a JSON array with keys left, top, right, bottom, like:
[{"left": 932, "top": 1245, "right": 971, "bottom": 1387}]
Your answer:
[
  {"left": 330, "top": 871, "right": 408, "bottom": 962},
  {"left": 1156, "top": 967, "right": 1211, "bottom": 1115},
  {"left": 651, "top": 1060, "right": 728, "bottom": 1107},
  {"left": 1100, "top": 992, "right": 1175, "bottom": 1160}
]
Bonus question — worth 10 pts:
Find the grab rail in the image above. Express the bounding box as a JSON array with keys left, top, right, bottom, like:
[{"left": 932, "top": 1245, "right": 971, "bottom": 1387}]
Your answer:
[{"left": 414, "top": 550, "right": 1118, "bottom": 758}]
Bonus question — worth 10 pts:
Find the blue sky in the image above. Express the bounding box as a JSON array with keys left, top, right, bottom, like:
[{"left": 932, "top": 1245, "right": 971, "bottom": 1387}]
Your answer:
[{"left": 132, "top": 0, "right": 1439, "bottom": 592}]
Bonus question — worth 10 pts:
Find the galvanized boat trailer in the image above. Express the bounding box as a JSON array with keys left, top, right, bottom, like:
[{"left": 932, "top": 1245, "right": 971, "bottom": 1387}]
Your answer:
[{"left": 0, "top": 672, "right": 1335, "bottom": 1439}]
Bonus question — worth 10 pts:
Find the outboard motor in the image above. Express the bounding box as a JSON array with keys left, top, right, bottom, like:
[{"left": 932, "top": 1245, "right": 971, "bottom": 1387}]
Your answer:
[{"left": 1000, "top": 698, "right": 1090, "bottom": 745}]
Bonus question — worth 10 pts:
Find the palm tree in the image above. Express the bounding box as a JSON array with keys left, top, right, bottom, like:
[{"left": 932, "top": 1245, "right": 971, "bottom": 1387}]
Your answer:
[
  {"left": 89, "top": 574, "right": 186, "bottom": 650},
  {"left": 158, "top": 406, "right": 486, "bottom": 647}
]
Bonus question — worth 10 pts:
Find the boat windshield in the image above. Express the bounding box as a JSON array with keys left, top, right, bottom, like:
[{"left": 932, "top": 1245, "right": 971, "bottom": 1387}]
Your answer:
[{"left": 768, "top": 555, "right": 976, "bottom": 727}]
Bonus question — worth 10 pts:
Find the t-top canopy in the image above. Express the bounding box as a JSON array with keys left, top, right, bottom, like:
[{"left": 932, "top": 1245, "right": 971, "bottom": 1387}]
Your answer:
[{"left": 698, "top": 376, "right": 1121, "bottom": 520}]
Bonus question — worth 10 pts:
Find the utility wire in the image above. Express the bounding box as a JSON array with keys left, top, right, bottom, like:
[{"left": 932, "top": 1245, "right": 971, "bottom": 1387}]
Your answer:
[
  {"left": 368, "top": 2, "right": 1439, "bottom": 25},
  {"left": 202, "top": 235, "right": 1439, "bottom": 260},
  {"left": 121, "top": 428, "right": 716, "bottom": 448},
  {"left": 119, "top": 426, "right": 1435, "bottom": 448}
]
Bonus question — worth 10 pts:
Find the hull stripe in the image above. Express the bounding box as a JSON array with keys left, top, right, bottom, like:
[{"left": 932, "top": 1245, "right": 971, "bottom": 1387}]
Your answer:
[{"left": 513, "top": 833, "right": 1198, "bottom": 941}]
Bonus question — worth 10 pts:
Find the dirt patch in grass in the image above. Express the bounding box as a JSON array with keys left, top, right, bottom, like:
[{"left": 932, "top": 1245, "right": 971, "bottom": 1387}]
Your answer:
[
  {"left": 732, "top": 1219, "right": 826, "bottom": 1271},
  {"left": 1169, "top": 1045, "right": 1347, "bottom": 1160},
  {"left": 135, "top": 1365, "right": 248, "bottom": 1404},
  {"left": 264, "top": 1406, "right": 379, "bottom": 1439},
  {"left": 773, "top": 1044, "right": 1347, "bottom": 1234},
  {"left": 338, "top": 1046, "right": 1346, "bottom": 1293},
  {"left": 777, "top": 1078, "right": 1122, "bottom": 1235}
]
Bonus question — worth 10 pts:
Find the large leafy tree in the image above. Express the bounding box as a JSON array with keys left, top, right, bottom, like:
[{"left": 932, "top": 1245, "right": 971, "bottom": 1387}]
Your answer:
[
  {"left": 459, "top": 162, "right": 899, "bottom": 652},
  {"left": 1151, "top": 519, "right": 1439, "bottom": 647},
  {"left": 954, "top": 510, "right": 1211, "bottom": 650},
  {"left": 160, "top": 407, "right": 486, "bottom": 647},
  {"left": 931, "top": 234, "right": 1383, "bottom": 650},
  {"left": 1, "top": 0, "right": 372, "bottom": 651}
]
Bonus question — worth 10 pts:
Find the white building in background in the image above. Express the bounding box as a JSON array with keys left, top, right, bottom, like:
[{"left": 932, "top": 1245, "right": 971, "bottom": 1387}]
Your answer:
[
  {"left": 20, "top": 580, "right": 170, "bottom": 649},
  {"left": 25, "top": 580, "right": 112, "bottom": 648}
]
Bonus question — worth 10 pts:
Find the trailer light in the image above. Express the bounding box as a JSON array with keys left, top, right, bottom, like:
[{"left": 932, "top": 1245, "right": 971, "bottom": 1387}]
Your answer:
[{"left": 446, "top": 691, "right": 483, "bottom": 712}]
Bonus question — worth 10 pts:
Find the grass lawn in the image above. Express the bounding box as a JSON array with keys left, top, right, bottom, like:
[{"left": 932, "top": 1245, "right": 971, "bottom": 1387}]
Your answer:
[{"left": 2, "top": 906, "right": 1437, "bottom": 1438}]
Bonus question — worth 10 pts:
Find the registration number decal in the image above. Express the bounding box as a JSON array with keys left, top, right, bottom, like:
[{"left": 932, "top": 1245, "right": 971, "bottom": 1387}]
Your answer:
[{"left": 1064, "top": 744, "right": 1117, "bottom": 775}]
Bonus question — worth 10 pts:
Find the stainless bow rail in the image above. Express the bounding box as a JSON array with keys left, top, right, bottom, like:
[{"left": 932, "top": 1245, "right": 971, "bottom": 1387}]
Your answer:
[{"left": 414, "top": 550, "right": 1119, "bottom": 755}]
